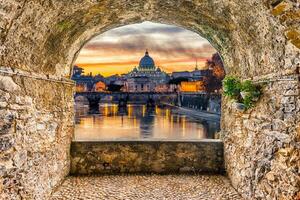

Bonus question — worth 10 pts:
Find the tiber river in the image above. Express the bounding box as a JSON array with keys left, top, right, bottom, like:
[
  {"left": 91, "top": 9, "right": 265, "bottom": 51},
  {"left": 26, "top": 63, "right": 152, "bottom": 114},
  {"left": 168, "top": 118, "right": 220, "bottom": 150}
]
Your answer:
[{"left": 74, "top": 104, "right": 220, "bottom": 141}]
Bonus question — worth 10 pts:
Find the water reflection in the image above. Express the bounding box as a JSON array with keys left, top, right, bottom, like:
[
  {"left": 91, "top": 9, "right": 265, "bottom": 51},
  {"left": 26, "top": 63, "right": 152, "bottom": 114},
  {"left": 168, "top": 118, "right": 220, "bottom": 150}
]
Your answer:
[{"left": 74, "top": 104, "right": 220, "bottom": 141}]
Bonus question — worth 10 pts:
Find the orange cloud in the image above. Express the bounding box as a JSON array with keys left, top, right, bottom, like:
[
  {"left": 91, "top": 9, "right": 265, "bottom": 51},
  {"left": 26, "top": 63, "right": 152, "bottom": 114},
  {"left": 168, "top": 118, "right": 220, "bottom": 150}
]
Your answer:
[{"left": 74, "top": 21, "right": 217, "bottom": 77}]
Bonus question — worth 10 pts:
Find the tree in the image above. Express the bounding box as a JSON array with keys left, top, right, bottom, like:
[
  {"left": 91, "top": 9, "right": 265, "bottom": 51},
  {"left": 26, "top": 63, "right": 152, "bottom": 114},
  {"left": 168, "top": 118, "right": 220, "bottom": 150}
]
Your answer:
[
  {"left": 204, "top": 53, "right": 225, "bottom": 93},
  {"left": 168, "top": 77, "right": 189, "bottom": 85}
]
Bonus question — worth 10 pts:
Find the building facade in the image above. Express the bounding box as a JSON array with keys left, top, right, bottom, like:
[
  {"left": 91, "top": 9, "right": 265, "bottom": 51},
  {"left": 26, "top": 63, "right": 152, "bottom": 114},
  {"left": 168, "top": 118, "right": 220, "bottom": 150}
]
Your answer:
[
  {"left": 124, "top": 50, "right": 169, "bottom": 92},
  {"left": 93, "top": 81, "right": 106, "bottom": 92},
  {"left": 180, "top": 81, "right": 206, "bottom": 92}
]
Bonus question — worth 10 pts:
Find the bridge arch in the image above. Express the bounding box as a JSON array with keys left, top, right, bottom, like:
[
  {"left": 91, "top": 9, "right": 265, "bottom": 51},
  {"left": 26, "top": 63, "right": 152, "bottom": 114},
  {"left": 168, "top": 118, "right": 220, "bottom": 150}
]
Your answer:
[
  {"left": 74, "top": 95, "right": 89, "bottom": 104},
  {"left": 0, "top": 1, "right": 299, "bottom": 200}
]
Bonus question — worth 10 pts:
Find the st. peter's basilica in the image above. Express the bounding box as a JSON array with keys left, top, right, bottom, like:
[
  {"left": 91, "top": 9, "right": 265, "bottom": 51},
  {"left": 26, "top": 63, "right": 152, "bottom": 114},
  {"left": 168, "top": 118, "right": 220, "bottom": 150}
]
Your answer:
[{"left": 124, "top": 50, "right": 169, "bottom": 92}]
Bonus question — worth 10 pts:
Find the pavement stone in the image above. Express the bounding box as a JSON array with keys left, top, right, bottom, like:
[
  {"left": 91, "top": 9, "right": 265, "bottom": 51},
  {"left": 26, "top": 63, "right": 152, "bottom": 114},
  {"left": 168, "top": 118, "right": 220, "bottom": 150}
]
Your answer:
[{"left": 50, "top": 174, "right": 243, "bottom": 200}]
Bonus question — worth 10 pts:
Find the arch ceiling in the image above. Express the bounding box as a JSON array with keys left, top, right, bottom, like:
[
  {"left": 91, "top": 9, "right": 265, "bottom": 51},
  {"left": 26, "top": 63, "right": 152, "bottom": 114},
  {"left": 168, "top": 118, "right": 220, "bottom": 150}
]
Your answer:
[{"left": 1, "top": 0, "right": 298, "bottom": 78}]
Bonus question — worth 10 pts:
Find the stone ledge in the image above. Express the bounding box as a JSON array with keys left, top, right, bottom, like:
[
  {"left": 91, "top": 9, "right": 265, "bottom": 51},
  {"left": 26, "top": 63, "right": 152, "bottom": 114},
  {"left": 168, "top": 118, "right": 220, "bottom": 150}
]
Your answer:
[
  {"left": 0, "top": 66, "right": 75, "bottom": 85},
  {"left": 73, "top": 139, "right": 223, "bottom": 143},
  {"left": 70, "top": 141, "right": 224, "bottom": 175}
]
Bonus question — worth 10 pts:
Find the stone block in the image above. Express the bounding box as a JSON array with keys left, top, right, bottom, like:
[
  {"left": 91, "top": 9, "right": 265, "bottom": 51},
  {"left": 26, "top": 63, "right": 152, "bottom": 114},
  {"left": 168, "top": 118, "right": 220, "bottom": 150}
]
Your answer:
[
  {"left": 36, "top": 123, "right": 46, "bottom": 131},
  {"left": 284, "top": 89, "right": 300, "bottom": 96},
  {"left": 0, "top": 111, "right": 16, "bottom": 136},
  {"left": 0, "top": 136, "right": 14, "bottom": 151},
  {"left": 272, "top": 119, "right": 287, "bottom": 131},
  {"left": 0, "top": 75, "right": 20, "bottom": 92}
]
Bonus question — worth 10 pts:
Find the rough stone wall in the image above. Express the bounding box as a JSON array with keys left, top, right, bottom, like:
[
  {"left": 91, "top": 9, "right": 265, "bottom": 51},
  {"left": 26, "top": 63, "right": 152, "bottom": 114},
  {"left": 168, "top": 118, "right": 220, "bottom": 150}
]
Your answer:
[
  {"left": 70, "top": 141, "right": 224, "bottom": 175},
  {"left": 0, "top": 68, "right": 74, "bottom": 199},
  {"left": 222, "top": 1, "right": 300, "bottom": 199},
  {"left": 0, "top": 0, "right": 299, "bottom": 199},
  {"left": 223, "top": 73, "right": 300, "bottom": 200}
]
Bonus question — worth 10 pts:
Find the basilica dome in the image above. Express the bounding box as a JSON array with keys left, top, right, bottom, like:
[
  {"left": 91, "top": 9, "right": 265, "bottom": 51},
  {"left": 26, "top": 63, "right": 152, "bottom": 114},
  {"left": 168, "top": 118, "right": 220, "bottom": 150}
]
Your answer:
[{"left": 138, "top": 50, "right": 155, "bottom": 70}]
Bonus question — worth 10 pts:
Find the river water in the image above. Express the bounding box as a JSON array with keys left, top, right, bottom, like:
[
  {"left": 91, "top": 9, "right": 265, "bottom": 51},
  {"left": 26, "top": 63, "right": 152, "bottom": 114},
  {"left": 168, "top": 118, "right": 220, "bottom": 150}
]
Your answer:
[{"left": 74, "top": 104, "right": 220, "bottom": 141}]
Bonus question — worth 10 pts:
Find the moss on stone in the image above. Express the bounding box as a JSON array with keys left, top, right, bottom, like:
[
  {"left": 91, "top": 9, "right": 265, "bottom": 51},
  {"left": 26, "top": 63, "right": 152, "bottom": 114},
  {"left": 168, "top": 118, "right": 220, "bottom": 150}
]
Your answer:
[
  {"left": 286, "top": 29, "right": 300, "bottom": 49},
  {"left": 279, "top": 10, "right": 300, "bottom": 23},
  {"left": 83, "top": 4, "right": 106, "bottom": 22},
  {"left": 286, "top": 29, "right": 300, "bottom": 41},
  {"left": 271, "top": 2, "right": 289, "bottom": 16},
  {"left": 57, "top": 21, "right": 73, "bottom": 32},
  {"left": 290, "top": 39, "right": 300, "bottom": 49}
]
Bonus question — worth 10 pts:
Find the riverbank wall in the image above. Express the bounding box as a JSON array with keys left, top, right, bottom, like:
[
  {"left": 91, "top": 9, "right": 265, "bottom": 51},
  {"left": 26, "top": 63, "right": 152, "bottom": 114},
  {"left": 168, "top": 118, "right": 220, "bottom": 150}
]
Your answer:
[{"left": 179, "top": 93, "right": 221, "bottom": 114}]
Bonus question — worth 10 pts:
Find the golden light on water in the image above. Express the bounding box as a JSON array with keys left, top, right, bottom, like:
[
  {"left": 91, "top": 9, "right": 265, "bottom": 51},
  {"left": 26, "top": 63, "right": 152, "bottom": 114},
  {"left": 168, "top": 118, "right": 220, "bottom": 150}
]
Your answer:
[
  {"left": 182, "top": 116, "right": 186, "bottom": 137},
  {"left": 128, "top": 105, "right": 133, "bottom": 116},
  {"left": 104, "top": 103, "right": 109, "bottom": 116},
  {"left": 198, "top": 126, "right": 204, "bottom": 139},
  {"left": 74, "top": 104, "right": 220, "bottom": 141},
  {"left": 155, "top": 106, "right": 160, "bottom": 115},
  {"left": 142, "top": 105, "right": 146, "bottom": 117},
  {"left": 170, "top": 115, "right": 173, "bottom": 130},
  {"left": 133, "top": 117, "right": 137, "bottom": 128},
  {"left": 166, "top": 109, "right": 170, "bottom": 119},
  {"left": 112, "top": 104, "right": 117, "bottom": 116}
]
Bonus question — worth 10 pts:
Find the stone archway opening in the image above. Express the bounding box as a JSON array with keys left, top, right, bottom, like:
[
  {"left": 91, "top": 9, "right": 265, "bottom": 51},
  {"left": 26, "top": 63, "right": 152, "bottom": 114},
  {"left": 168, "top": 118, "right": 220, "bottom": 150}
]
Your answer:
[
  {"left": 71, "top": 21, "right": 225, "bottom": 140},
  {"left": 69, "top": 22, "right": 226, "bottom": 180},
  {"left": 0, "top": 1, "right": 299, "bottom": 200}
]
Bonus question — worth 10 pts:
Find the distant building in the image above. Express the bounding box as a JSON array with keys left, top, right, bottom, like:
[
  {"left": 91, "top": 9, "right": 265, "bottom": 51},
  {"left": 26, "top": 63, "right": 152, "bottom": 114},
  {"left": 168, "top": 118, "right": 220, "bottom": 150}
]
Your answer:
[
  {"left": 72, "top": 66, "right": 84, "bottom": 78},
  {"left": 72, "top": 75, "right": 94, "bottom": 92},
  {"left": 72, "top": 66, "right": 98, "bottom": 92},
  {"left": 154, "top": 83, "right": 178, "bottom": 92},
  {"left": 171, "top": 69, "right": 211, "bottom": 81},
  {"left": 124, "top": 50, "right": 169, "bottom": 92},
  {"left": 105, "top": 74, "right": 122, "bottom": 85},
  {"left": 94, "top": 74, "right": 105, "bottom": 83},
  {"left": 180, "top": 81, "right": 205, "bottom": 92},
  {"left": 93, "top": 81, "right": 106, "bottom": 92},
  {"left": 191, "top": 69, "right": 212, "bottom": 81},
  {"left": 125, "top": 77, "right": 151, "bottom": 92},
  {"left": 75, "top": 83, "right": 87, "bottom": 92},
  {"left": 154, "top": 84, "right": 169, "bottom": 93},
  {"left": 171, "top": 71, "right": 192, "bottom": 79},
  {"left": 169, "top": 84, "right": 178, "bottom": 92},
  {"left": 71, "top": 52, "right": 224, "bottom": 94},
  {"left": 114, "top": 78, "right": 126, "bottom": 87}
]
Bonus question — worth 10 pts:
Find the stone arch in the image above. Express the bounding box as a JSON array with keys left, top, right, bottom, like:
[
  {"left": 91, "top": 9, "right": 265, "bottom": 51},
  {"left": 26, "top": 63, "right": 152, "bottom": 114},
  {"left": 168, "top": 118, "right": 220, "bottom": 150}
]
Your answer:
[
  {"left": 100, "top": 94, "right": 114, "bottom": 103},
  {"left": 0, "top": 1, "right": 299, "bottom": 200},
  {"left": 3, "top": 1, "right": 295, "bottom": 78}
]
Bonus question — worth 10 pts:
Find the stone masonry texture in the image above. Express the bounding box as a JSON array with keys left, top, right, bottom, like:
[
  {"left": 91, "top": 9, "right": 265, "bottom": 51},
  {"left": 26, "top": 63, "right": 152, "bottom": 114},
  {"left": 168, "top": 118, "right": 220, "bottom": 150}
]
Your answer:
[
  {"left": 0, "top": 72, "right": 74, "bottom": 199},
  {"left": 0, "top": 0, "right": 299, "bottom": 199},
  {"left": 51, "top": 175, "right": 243, "bottom": 200},
  {"left": 70, "top": 141, "right": 224, "bottom": 175}
]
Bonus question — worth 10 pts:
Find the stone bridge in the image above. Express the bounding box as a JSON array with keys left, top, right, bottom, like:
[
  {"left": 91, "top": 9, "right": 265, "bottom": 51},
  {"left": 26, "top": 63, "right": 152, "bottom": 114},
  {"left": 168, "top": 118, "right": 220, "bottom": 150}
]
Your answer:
[
  {"left": 0, "top": 0, "right": 299, "bottom": 200},
  {"left": 75, "top": 92, "right": 178, "bottom": 111}
]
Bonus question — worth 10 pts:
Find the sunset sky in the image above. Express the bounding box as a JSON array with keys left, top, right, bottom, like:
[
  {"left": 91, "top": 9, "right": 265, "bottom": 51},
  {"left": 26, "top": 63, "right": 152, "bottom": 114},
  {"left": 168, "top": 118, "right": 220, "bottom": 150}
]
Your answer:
[{"left": 75, "top": 21, "right": 217, "bottom": 77}]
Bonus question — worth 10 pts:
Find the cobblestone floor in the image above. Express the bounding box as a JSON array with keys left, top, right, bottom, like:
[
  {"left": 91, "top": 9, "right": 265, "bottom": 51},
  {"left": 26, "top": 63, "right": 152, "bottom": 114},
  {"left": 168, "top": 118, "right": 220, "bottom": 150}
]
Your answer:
[{"left": 51, "top": 175, "right": 243, "bottom": 200}]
